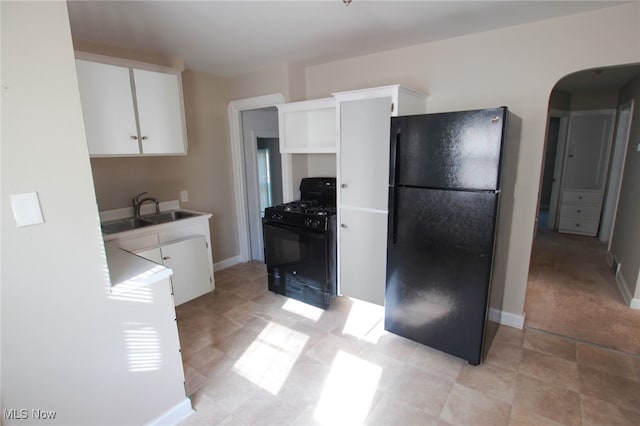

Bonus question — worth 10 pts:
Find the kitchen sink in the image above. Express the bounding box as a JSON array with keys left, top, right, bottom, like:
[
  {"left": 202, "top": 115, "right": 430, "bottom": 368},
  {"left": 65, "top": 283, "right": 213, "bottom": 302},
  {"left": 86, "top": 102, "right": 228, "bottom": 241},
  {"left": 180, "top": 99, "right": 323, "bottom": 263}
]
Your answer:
[
  {"left": 101, "top": 217, "right": 156, "bottom": 234},
  {"left": 101, "top": 210, "right": 201, "bottom": 234},
  {"left": 143, "top": 210, "right": 199, "bottom": 224}
]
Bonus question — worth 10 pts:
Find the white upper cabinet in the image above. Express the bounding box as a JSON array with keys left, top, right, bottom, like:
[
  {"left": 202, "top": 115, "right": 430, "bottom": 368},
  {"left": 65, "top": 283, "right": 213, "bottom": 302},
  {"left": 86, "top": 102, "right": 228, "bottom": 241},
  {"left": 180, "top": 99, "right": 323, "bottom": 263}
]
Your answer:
[
  {"left": 75, "top": 56, "right": 187, "bottom": 157},
  {"left": 277, "top": 97, "right": 336, "bottom": 153},
  {"left": 75, "top": 60, "right": 139, "bottom": 155},
  {"left": 133, "top": 68, "right": 187, "bottom": 155},
  {"left": 339, "top": 97, "right": 394, "bottom": 210},
  {"left": 334, "top": 85, "right": 427, "bottom": 211}
]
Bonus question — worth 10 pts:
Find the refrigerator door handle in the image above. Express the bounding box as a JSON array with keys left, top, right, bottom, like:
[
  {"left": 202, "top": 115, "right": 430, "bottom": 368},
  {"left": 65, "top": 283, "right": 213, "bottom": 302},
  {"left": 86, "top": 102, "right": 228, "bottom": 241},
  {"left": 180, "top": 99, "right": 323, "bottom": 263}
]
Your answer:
[
  {"left": 390, "top": 187, "right": 399, "bottom": 244},
  {"left": 389, "top": 127, "right": 401, "bottom": 187},
  {"left": 389, "top": 126, "right": 401, "bottom": 244}
]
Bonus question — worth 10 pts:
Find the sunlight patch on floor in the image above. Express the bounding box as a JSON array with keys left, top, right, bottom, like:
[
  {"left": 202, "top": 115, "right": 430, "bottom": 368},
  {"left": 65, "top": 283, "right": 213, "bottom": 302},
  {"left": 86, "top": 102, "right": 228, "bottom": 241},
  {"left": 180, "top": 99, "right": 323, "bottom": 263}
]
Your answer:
[
  {"left": 313, "top": 350, "right": 381, "bottom": 425},
  {"left": 281, "top": 298, "right": 324, "bottom": 321},
  {"left": 232, "top": 321, "right": 308, "bottom": 394},
  {"left": 341, "top": 299, "right": 384, "bottom": 340}
]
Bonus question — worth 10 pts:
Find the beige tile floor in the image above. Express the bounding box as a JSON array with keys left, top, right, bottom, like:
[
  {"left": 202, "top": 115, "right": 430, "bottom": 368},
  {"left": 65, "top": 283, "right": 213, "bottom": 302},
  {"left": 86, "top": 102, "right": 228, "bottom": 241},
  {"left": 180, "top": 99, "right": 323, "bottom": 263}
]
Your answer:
[
  {"left": 177, "top": 262, "right": 640, "bottom": 426},
  {"left": 525, "top": 230, "right": 640, "bottom": 355}
]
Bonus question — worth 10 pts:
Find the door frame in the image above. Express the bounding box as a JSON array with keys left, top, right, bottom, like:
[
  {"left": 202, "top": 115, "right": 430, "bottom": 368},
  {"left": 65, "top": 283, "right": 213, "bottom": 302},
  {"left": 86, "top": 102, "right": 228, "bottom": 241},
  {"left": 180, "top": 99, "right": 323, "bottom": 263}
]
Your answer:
[
  {"left": 605, "top": 99, "right": 635, "bottom": 246},
  {"left": 546, "top": 109, "right": 570, "bottom": 230},
  {"left": 228, "top": 93, "right": 287, "bottom": 263}
]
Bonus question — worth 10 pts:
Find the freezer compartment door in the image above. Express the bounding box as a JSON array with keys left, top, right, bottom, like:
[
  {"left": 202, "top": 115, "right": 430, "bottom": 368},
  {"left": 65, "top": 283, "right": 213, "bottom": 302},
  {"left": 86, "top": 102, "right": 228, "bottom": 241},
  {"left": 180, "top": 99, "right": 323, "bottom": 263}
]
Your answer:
[
  {"left": 391, "top": 107, "right": 506, "bottom": 191},
  {"left": 385, "top": 187, "right": 499, "bottom": 365}
]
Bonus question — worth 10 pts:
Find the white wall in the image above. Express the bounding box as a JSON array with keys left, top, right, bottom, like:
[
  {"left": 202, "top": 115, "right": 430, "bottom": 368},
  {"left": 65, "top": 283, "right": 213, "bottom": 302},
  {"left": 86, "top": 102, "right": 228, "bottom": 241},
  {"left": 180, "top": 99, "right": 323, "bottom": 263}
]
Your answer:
[
  {"left": 303, "top": 3, "right": 640, "bottom": 318},
  {"left": 1, "top": 2, "right": 185, "bottom": 423}
]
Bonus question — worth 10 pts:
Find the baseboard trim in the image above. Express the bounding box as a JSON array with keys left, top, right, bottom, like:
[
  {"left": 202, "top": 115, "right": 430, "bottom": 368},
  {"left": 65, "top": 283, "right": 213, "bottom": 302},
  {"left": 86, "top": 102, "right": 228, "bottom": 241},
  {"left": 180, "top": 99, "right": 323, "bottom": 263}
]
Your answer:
[
  {"left": 489, "top": 308, "right": 525, "bottom": 329},
  {"left": 631, "top": 298, "right": 640, "bottom": 310},
  {"left": 615, "top": 270, "right": 633, "bottom": 306},
  {"left": 606, "top": 251, "right": 615, "bottom": 267},
  {"left": 147, "top": 398, "right": 193, "bottom": 426},
  {"left": 213, "top": 255, "right": 243, "bottom": 272}
]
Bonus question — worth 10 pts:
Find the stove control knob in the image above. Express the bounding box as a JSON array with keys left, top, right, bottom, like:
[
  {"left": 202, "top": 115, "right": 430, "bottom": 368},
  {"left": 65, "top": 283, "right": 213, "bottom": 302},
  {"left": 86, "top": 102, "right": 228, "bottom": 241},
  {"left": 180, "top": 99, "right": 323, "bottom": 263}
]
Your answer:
[
  {"left": 312, "top": 219, "right": 321, "bottom": 229},
  {"left": 304, "top": 218, "right": 312, "bottom": 227}
]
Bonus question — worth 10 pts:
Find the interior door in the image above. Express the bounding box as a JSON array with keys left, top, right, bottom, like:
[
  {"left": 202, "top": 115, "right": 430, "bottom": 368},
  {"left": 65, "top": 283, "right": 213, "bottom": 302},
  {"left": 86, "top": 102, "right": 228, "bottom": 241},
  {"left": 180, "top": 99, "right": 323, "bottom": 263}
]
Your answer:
[{"left": 562, "top": 111, "right": 614, "bottom": 192}]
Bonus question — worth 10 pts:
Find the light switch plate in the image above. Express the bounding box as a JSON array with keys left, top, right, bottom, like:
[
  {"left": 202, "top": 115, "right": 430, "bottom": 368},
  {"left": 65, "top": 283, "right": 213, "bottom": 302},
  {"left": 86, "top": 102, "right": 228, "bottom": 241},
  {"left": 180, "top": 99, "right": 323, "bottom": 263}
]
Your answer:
[
  {"left": 180, "top": 190, "right": 189, "bottom": 202},
  {"left": 10, "top": 192, "right": 44, "bottom": 227}
]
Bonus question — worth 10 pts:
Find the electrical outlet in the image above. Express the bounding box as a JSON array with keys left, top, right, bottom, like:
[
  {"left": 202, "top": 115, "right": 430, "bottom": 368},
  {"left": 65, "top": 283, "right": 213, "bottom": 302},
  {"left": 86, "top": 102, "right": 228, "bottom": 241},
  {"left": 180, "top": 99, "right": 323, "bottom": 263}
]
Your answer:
[{"left": 180, "top": 190, "right": 189, "bottom": 203}]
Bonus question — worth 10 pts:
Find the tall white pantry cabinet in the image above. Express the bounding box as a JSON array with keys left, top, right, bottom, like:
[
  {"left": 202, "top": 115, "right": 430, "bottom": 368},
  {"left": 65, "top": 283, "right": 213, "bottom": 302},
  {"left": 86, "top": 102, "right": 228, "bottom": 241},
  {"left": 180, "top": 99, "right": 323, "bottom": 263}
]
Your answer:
[{"left": 333, "top": 86, "right": 426, "bottom": 306}]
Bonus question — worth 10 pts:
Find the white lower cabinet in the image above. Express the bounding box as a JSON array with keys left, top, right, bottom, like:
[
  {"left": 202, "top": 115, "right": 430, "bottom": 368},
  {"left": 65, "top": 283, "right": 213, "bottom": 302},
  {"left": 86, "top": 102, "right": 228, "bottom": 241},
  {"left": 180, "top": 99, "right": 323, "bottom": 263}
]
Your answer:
[
  {"left": 107, "top": 215, "right": 215, "bottom": 306},
  {"left": 160, "top": 237, "right": 213, "bottom": 306},
  {"left": 339, "top": 209, "right": 388, "bottom": 306},
  {"left": 557, "top": 190, "right": 603, "bottom": 236},
  {"left": 136, "top": 237, "right": 213, "bottom": 306}
]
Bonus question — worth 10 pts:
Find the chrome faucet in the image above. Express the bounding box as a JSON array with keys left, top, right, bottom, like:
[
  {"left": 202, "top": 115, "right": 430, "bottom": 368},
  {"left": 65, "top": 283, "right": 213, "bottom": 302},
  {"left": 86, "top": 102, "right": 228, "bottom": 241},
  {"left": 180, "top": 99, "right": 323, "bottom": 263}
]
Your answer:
[{"left": 133, "top": 192, "right": 160, "bottom": 218}]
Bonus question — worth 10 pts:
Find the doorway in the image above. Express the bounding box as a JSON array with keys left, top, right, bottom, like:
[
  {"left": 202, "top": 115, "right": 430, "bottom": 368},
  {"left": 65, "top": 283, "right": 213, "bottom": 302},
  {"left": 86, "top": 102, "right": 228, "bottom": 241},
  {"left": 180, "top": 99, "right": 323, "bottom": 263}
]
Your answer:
[
  {"left": 241, "top": 108, "right": 282, "bottom": 262},
  {"left": 228, "top": 93, "right": 287, "bottom": 265},
  {"left": 525, "top": 65, "right": 640, "bottom": 353},
  {"left": 538, "top": 113, "right": 569, "bottom": 231}
]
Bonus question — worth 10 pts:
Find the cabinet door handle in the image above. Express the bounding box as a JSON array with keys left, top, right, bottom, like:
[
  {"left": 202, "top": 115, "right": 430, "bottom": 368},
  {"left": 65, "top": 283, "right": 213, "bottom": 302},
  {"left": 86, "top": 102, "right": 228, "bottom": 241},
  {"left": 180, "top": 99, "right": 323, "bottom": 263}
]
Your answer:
[
  {"left": 130, "top": 135, "right": 138, "bottom": 140},
  {"left": 575, "top": 223, "right": 580, "bottom": 227},
  {"left": 341, "top": 183, "right": 348, "bottom": 188},
  {"left": 163, "top": 256, "right": 171, "bottom": 260},
  {"left": 141, "top": 136, "right": 149, "bottom": 141},
  {"left": 578, "top": 196, "right": 583, "bottom": 200},
  {"left": 577, "top": 210, "right": 581, "bottom": 213},
  {"left": 341, "top": 224, "right": 347, "bottom": 229}
]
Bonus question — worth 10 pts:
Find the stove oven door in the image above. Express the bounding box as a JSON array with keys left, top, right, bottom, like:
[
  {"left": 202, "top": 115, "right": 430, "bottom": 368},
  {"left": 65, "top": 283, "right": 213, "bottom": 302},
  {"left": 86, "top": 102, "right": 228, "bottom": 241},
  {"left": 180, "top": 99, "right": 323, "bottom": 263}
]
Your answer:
[{"left": 263, "top": 221, "right": 332, "bottom": 298}]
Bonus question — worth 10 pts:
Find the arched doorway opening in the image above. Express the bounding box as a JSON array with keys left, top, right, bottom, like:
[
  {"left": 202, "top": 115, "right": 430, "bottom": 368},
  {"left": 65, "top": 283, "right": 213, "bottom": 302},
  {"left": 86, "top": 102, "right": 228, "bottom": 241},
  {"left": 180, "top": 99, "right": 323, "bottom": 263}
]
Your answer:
[{"left": 525, "top": 64, "right": 640, "bottom": 354}]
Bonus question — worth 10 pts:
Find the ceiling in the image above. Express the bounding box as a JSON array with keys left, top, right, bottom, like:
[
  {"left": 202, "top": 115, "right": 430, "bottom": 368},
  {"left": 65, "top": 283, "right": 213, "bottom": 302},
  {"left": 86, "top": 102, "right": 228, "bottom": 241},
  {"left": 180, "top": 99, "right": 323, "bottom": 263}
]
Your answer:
[
  {"left": 67, "top": 0, "right": 630, "bottom": 78},
  {"left": 555, "top": 65, "right": 640, "bottom": 92}
]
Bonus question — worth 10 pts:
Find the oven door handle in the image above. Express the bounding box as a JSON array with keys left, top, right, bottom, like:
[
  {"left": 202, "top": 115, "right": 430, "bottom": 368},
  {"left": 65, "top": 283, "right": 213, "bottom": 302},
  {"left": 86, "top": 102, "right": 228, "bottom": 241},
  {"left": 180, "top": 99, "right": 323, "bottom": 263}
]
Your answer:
[{"left": 263, "top": 221, "right": 327, "bottom": 238}]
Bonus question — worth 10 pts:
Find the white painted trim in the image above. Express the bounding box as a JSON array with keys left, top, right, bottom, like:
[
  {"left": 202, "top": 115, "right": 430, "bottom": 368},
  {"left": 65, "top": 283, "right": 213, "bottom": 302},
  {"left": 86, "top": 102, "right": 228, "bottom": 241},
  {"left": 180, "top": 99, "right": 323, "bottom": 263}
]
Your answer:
[
  {"left": 546, "top": 110, "right": 569, "bottom": 230},
  {"left": 631, "top": 298, "right": 640, "bottom": 310},
  {"left": 228, "top": 94, "right": 286, "bottom": 263},
  {"left": 606, "top": 250, "right": 615, "bottom": 267},
  {"left": 213, "top": 255, "right": 244, "bottom": 272},
  {"left": 615, "top": 270, "right": 632, "bottom": 306},
  {"left": 605, "top": 99, "right": 634, "bottom": 247},
  {"left": 147, "top": 398, "right": 193, "bottom": 426},
  {"left": 489, "top": 308, "right": 525, "bottom": 329},
  {"left": 75, "top": 50, "right": 184, "bottom": 73}
]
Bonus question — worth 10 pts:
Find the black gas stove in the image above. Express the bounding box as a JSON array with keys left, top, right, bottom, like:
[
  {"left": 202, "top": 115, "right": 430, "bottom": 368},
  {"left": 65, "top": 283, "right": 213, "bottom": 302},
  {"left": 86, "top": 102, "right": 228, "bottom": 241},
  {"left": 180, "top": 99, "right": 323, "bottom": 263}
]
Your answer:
[
  {"left": 262, "top": 177, "right": 337, "bottom": 309},
  {"left": 265, "top": 201, "right": 336, "bottom": 231}
]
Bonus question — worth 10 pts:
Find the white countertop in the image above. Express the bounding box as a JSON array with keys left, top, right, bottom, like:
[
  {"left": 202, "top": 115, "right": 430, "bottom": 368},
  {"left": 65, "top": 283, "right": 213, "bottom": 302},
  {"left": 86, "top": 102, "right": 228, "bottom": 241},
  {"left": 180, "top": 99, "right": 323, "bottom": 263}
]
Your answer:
[{"left": 105, "top": 243, "right": 173, "bottom": 294}]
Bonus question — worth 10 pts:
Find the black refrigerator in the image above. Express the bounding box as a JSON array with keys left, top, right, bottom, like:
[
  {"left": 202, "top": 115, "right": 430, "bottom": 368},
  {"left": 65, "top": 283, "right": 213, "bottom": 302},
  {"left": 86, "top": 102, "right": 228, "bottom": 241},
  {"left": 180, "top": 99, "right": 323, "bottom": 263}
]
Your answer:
[{"left": 385, "top": 107, "right": 508, "bottom": 365}]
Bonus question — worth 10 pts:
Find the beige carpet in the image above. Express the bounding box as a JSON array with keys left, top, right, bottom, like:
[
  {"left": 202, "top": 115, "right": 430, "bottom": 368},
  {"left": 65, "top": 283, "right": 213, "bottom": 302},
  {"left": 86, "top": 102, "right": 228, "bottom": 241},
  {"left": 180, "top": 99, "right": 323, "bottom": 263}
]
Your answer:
[{"left": 525, "top": 230, "right": 640, "bottom": 355}]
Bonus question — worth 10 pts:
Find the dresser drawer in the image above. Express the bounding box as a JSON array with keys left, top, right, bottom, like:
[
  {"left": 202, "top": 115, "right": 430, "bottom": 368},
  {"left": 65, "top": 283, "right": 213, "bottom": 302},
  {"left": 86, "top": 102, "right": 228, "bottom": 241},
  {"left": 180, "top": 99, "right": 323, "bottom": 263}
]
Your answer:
[
  {"left": 559, "top": 204, "right": 601, "bottom": 220},
  {"left": 558, "top": 216, "right": 598, "bottom": 236},
  {"left": 561, "top": 191, "right": 601, "bottom": 205}
]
